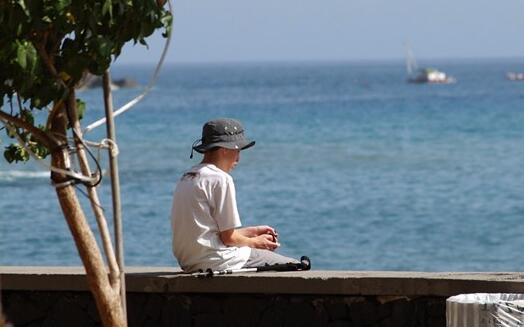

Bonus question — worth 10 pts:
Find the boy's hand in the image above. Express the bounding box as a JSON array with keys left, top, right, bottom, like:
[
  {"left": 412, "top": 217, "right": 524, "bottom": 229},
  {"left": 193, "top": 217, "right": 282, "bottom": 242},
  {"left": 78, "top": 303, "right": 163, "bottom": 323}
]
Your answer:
[
  {"left": 256, "top": 225, "right": 278, "bottom": 239},
  {"left": 253, "top": 234, "right": 280, "bottom": 251}
]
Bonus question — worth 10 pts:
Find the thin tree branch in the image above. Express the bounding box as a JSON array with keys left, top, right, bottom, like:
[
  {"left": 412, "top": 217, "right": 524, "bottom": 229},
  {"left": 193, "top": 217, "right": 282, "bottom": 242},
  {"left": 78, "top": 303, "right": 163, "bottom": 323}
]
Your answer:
[
  {"left": 103, "top": 70, "right": 127, "bottom": 317},
  {"left": 34, "top": 32, "right": 59, "bottom": 80},
  {"left": 0, "top": 110, "right": 58, "bottom": 149}
]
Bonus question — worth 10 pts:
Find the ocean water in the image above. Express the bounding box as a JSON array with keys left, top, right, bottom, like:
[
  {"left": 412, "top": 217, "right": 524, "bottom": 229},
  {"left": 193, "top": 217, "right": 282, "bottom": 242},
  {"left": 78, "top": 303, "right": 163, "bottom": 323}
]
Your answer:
[{"left": 1, "top": 59, "right": 523, "bottom": 271}]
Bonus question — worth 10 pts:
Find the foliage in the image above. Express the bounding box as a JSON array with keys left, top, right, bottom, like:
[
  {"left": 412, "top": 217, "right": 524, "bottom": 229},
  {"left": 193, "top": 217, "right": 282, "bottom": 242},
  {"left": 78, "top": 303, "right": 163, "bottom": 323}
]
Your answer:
[{"left": 0, "top": 0, "right": 172, "bottom": 162}]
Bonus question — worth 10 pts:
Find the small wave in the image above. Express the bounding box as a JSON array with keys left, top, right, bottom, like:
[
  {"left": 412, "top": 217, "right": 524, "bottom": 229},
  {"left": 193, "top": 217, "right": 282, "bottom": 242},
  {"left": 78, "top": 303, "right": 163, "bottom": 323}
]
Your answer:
[{"left": 0, "top": 170, "right": 50, "bottom": 181}]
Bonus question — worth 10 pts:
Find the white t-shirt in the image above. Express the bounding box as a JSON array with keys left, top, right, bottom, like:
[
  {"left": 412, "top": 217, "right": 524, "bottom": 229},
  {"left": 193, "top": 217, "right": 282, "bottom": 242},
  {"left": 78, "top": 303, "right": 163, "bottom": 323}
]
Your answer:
[{"left": 171, "top": 163, "right": 251, "bottom": 272}]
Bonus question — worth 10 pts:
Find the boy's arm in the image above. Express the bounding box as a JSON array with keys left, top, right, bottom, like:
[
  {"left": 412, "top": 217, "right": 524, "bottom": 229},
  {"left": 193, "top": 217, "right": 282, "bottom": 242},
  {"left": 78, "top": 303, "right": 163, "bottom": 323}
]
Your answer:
[
  {"left": 220, "top": 228, "right": 280, "bottom": 250},
  {"left": 237, "top": 225, "right": 278, "bottom": 238}
]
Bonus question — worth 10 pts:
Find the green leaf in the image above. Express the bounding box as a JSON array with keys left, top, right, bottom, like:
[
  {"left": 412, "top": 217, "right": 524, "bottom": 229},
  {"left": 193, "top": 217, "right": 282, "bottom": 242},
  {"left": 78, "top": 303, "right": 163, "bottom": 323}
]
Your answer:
[
  {"left": 76, "top": 99, "right": 86, "bottom": 121},
  {"left": 5, "top": 125, "right": 17, "bottom": 138},
  {"left": 4, "top": 146, "right": 15, "bottom": 163},
  {"left": 23, "top": 42, "right": 38, "bottom": 74},
  {"left": 31, "top": 97, "right": 42, "bottom": 109},
  {"left": 16, "top": 42, "right": 27, "bottom": 69},
  {"left": 54, "top": 0, "right": 71, "bottom": 12},
  {"left": 161, "top": 13, "right": 173, "bottom": 37},
  {"left": 15, "top": 0, "right": 30, "bottom": 17},
  {"left": 102, "top": 0, "right": 113, "bottom": 19},
  {"left": 16, "top": 144, "right": 29, "bottom": 161},
  {"left": 29, "top": 142, "right": 49, "bottom": 159},
  {"left": 3, "top": 144, "right": 29, "bottom": 163},
  {"left": 138, "top": 38, "right": 148, "bottom": 47}
]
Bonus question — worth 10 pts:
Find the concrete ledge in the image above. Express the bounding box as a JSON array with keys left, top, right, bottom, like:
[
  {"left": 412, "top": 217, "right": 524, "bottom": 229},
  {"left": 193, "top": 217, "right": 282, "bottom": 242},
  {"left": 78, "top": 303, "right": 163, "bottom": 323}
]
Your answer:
[
  {"left": 2, "top": 266, "right": 524, "bottom": 296},
  {"left": 3, "top": 267, "right": 524, "bottom": 327}
]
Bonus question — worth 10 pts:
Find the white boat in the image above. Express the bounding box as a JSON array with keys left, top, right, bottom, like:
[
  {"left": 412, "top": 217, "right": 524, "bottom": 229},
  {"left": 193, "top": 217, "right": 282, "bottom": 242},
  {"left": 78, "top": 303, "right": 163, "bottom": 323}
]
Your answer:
[
  {"left": 405, "top": 45, "right": 456, "bottom": 84},
  {"left": 506, "top": 72, "right": 524, "bottom": 81}
]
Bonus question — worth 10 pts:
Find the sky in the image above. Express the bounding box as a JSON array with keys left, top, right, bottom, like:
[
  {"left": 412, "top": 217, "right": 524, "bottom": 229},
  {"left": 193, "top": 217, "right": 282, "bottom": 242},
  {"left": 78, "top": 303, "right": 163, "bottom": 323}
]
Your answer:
[{"left": 116, "top": 0, "right": 524, "bottom": 64}]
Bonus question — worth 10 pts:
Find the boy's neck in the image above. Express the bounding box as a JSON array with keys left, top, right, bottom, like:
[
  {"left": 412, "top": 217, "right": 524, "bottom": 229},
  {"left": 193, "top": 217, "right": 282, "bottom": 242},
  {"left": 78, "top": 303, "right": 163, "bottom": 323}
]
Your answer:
[{"left": 201, "top": 154, "right": 228, "bottom": 173}]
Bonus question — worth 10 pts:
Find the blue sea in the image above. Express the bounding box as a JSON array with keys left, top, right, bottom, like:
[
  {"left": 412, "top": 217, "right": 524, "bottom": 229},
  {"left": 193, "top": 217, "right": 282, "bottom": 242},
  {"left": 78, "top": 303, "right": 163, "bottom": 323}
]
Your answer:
[{"left": 1, "top": 59, "right": 523, "bottom": 271}]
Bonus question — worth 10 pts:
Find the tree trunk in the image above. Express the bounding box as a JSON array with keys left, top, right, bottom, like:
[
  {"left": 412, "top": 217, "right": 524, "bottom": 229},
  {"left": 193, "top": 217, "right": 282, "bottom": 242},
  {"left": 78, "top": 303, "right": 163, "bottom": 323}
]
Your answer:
[
  {"left": 54, "top": 183, "right": 126, "bottom": 326},
  {"left": 50, "top": 101, "right": 126, "bottom": 327}
]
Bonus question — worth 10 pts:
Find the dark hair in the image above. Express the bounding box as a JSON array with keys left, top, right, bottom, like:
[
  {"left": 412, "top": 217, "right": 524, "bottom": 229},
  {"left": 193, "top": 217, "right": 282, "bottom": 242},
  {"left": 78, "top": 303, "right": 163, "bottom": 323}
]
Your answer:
[{"left": 205, "top": 147, "right": 220, "bottom": 153}]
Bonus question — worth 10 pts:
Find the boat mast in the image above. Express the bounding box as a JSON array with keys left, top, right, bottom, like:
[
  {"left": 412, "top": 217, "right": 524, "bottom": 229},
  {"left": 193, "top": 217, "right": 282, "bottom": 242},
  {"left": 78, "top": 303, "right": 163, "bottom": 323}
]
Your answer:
[{"left": 405, "top": 42, "right": 418, "bottom": 76}]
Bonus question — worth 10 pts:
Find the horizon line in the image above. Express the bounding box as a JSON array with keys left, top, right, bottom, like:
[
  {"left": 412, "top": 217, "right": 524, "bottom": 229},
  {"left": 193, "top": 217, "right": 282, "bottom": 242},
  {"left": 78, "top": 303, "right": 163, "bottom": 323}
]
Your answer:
[{"left": 113, "top": 55, "right": 523, "bottom": 66}]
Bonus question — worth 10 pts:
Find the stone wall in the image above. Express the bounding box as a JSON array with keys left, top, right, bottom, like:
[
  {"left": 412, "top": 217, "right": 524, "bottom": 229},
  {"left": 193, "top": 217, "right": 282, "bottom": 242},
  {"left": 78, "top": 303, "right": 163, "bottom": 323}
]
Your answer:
[
  {"left": 2, "top": 267, "right": 524, "bottom": 327},
  {"left": 3, "top": 291, "right": 446, "bottom": 327}
]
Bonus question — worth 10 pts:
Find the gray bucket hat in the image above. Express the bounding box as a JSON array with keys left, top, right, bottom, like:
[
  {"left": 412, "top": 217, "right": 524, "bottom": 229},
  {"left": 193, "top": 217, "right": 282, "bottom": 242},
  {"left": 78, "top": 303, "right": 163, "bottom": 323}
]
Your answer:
[{"left": 190, "top": 118, "right": 255, "bottom": 157}]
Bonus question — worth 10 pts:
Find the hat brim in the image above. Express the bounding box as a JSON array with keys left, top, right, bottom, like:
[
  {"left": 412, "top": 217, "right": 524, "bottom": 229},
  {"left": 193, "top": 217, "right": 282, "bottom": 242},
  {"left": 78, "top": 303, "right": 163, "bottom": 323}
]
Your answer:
[{"left": 193, "top": 140, "right": 255, "bottom": 154}]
